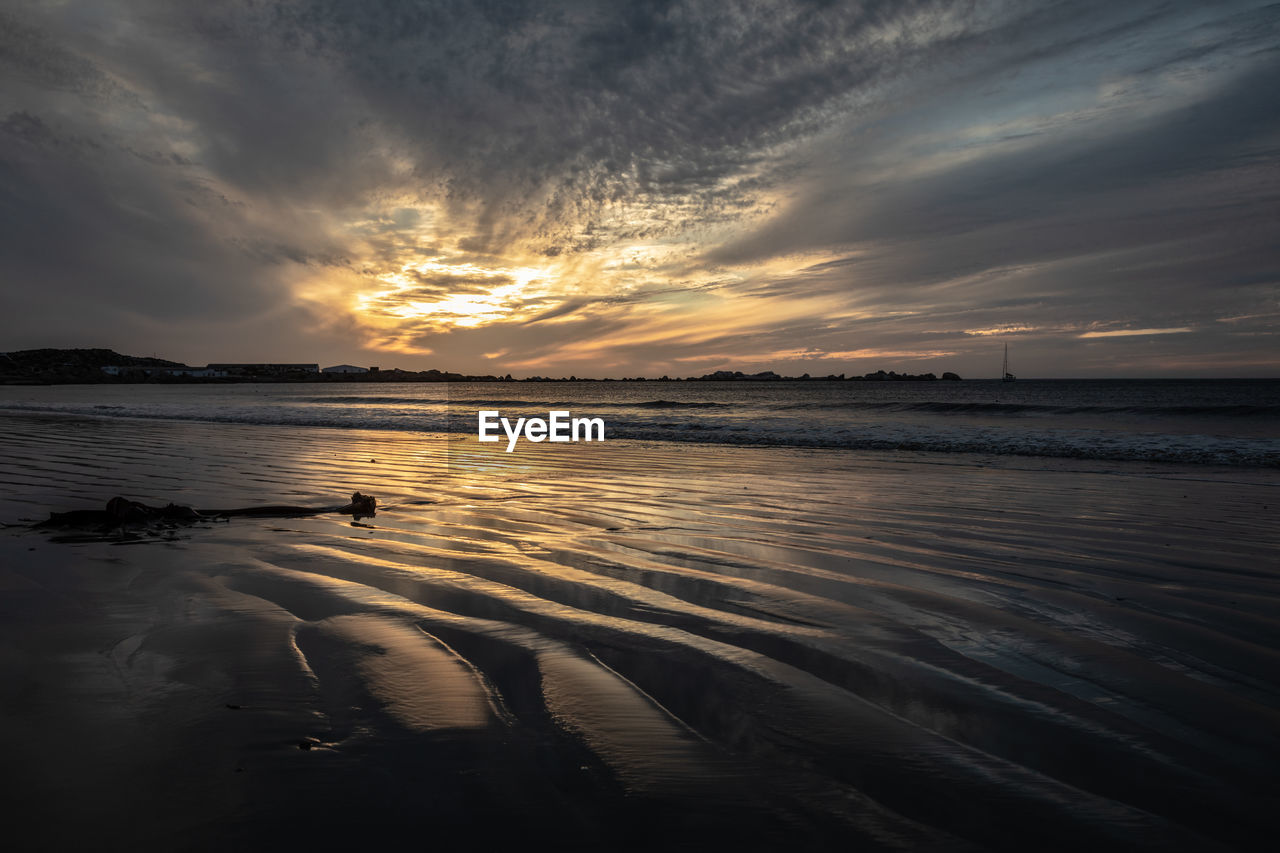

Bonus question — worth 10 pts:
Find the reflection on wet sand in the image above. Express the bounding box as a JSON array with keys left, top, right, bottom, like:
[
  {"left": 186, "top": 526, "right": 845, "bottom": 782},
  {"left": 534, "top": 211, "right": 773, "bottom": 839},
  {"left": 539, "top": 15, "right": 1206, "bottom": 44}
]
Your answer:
[{"left": 1, "top": 414, "right": 1277, "bottom": 850}]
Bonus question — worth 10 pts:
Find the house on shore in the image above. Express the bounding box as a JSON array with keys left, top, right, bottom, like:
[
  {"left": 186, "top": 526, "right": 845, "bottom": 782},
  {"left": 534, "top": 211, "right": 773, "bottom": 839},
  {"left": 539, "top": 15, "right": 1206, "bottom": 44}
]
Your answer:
[
  {"left": 101, "top": 365, "right": 228, "bottom": 378},
  {"left": 321, "top": 364, "right": 370, "bottom": 374},
  {"left": 206, "top": 363, "right": 319, "bottom": 376}
]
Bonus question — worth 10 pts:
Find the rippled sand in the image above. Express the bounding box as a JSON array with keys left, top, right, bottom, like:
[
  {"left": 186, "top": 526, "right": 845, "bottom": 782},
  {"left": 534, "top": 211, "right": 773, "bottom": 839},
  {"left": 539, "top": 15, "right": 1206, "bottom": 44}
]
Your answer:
[{"left": 1, "top": 413, "right": 1277, "bottom": 850}]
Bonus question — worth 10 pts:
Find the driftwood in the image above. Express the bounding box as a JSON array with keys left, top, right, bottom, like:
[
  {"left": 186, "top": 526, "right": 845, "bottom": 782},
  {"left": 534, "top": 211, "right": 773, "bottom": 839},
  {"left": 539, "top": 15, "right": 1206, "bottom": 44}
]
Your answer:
[{"left": 35, "top": 491, "right": 377, "bottom": 528}]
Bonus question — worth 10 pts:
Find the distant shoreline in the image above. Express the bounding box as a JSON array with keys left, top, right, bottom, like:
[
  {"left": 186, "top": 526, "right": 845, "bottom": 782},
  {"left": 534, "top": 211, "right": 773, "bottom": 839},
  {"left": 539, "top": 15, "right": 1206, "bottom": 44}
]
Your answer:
[
  {"left": 1, "top": 373, "right": 965, "bottom": 386},
  {"left": 0, "top": 348, "right": 962, "bottom": 385}
]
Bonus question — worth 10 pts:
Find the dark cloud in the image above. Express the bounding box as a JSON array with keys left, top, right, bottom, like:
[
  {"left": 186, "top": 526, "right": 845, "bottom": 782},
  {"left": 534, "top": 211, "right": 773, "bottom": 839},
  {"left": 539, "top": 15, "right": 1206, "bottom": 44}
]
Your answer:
[
  {"left": 405, "top": 271, "right": 514, "bottom": 296},
  {"left": 0, "top": 0, "right": 1275, "bottom": 375}
]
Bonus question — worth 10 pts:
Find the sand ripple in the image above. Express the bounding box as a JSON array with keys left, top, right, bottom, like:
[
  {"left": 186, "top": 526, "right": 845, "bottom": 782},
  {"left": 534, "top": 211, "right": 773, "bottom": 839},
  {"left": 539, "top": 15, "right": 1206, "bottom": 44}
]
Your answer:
[{"left": 2, "top": 414, "right": 1277, "bottom": 850}]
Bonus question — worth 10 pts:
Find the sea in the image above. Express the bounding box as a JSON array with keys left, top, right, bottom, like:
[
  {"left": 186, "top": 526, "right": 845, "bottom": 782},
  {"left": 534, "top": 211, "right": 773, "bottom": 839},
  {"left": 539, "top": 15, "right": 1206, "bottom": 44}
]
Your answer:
[
  {"left": 2, "top": 380, "right": 1277, "bottom": 849},
  {"left": 1, "top": 378, "right": 1277, "bottom": 469}
]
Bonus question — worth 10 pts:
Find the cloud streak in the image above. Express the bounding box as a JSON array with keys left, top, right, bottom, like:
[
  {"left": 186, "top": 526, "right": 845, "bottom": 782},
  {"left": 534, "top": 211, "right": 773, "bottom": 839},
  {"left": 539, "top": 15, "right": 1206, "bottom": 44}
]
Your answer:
[{"left": 1, "top": 0, "right": 1276, "bottom": 376}]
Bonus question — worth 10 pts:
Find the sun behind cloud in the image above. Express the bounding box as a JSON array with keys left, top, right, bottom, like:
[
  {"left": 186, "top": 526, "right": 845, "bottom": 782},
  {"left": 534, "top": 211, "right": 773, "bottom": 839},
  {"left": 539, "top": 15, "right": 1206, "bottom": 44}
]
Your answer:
[
  {"left": 359, "top": 260, "right": 552, "bottom": 331},
  {"left": 2, "top": 1, "right": 1275, "bottom": 376}
]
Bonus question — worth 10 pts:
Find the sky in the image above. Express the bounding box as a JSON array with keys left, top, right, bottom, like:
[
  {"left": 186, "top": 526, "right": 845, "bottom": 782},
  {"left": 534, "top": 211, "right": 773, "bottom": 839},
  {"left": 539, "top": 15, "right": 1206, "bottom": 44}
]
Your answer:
[{"left": 1, "top": 0, "right": 1277, "bottom": 378}]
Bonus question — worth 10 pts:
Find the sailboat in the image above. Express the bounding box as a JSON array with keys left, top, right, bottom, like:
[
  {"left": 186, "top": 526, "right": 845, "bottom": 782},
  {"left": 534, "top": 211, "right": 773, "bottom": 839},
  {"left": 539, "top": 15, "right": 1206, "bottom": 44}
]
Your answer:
[{"left": 1002, "top": 343, "right": 1016, "bottom": 382}]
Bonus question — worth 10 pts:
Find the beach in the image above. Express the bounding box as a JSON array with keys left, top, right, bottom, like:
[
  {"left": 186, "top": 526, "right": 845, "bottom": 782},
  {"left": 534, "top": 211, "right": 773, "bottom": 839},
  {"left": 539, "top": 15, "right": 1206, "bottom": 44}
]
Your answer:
[
  {"left": 9, "top": 0, "right": 1280, "bottom": 847},
  {"left": 2, "top": 410, "right": 1277, "bottom": 851}
]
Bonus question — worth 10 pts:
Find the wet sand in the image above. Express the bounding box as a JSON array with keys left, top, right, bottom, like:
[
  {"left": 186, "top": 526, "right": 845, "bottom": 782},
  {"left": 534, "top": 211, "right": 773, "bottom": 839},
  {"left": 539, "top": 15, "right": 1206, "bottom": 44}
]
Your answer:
[{"left": 1, "top": 413, "right": 1277, "bottom": 850}]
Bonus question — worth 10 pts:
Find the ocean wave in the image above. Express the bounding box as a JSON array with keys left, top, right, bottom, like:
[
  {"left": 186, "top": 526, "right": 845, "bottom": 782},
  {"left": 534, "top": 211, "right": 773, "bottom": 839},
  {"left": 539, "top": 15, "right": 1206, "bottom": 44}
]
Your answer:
[
  {"left": 299, "top": 395, "right": 452, "bottom": 405},
  {"left": 605, "top": 424, "right": 1280, "bottom": 467},
  {"left": 305, "top": 395, "right": 1278, "bottom": 417},
  {"left": 301, "top": 396, "right": 729, "bottom": 409},
  {"left": 771, "top": 400, "right": 1280, "bottom": 417},
  {"left": 632, "top": 399, "right": 730, "bottom": 409},
  {"left": 2, "top": 400, "right": 1275, "bottom": 468}
]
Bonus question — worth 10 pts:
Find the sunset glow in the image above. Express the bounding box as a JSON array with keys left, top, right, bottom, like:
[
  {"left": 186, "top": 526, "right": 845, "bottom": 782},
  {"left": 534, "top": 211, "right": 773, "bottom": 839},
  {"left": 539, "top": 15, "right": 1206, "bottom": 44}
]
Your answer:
[{"left": 2, "top": 1, "right": 1276, "bottom": 377}]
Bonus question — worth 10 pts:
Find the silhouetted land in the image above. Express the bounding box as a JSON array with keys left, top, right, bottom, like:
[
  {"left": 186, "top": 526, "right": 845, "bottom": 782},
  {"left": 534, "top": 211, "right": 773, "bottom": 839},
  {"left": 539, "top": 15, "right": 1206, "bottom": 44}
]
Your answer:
[{"left": 0, "top": 348, "right": 962, "bottom": 384}]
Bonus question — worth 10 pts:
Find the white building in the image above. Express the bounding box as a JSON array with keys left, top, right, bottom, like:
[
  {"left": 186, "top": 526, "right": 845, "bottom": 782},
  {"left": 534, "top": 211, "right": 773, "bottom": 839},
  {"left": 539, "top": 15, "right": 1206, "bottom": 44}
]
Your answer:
[
  {"left": 321, "top": 364, "right": 369, "bottom": 374},
  {"left": 101, "top": 366, "right": 229, "bottom": 377}
]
